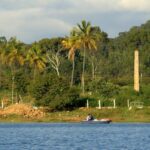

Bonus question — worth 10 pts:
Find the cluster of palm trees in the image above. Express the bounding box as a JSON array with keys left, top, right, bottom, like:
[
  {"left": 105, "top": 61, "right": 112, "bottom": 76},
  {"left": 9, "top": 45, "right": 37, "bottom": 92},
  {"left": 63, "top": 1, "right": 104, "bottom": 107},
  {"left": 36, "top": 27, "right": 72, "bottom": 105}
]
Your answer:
[
  {"left": 0, "top": 20, "right": 101, "bottom": 103},
  {"left": 0, "top": 38, "right": 47, "bottom": 103},
  {"left": 0, "top": 38, "right": 47, "bottom": 77},
  {"left": 62, "top": 20, "right": 101, "bottom": 94}
]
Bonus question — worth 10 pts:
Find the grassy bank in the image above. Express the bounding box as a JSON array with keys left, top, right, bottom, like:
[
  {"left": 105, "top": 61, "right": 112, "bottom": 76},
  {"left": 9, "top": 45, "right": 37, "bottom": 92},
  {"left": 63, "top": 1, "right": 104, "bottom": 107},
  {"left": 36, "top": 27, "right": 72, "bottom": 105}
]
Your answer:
[{"left": 0, "top": 107, "right": 150, "bottom": 123}]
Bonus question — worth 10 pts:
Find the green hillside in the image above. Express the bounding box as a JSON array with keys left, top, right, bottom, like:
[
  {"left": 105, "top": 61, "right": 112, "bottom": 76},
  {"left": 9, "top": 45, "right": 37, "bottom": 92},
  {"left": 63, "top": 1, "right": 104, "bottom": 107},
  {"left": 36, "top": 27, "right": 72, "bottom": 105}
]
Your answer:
[{"left": 0, "top": 20, "right": 149, "bottom": 111}]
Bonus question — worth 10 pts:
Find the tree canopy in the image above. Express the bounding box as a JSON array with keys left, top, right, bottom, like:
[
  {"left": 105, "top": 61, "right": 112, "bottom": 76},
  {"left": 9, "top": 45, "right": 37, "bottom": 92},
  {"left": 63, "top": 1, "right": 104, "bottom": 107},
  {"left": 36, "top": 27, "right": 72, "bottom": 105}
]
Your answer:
[{"left": 0, "top": 20, "right": 150, "bottom": 110}]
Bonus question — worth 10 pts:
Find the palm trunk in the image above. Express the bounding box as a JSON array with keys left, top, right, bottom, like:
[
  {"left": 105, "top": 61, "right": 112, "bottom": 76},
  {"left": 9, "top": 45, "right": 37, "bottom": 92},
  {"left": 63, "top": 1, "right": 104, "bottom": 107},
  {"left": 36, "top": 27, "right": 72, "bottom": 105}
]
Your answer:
[
  {"left": 91, "top": 60, "right": 95, "bottom": 80},
  {"left": 70, "top": 59, "right": 75, "bottom": 87},
  {"left": 11, "top": 66, "right": 15, "bottom": 104},
  {"left": 12, "top": 76, "right": 14, "bottom": 104},
  {"left": 82, "top": 45, "right": 86, "bottom": 94}
]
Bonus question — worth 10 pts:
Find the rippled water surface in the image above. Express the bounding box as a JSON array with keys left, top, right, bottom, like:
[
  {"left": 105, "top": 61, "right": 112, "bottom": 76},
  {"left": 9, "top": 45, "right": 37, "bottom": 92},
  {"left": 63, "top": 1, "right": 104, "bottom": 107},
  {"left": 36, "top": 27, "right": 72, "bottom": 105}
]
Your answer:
[{"left": 0, "top": 123, "right": 150, "bottom": 150}]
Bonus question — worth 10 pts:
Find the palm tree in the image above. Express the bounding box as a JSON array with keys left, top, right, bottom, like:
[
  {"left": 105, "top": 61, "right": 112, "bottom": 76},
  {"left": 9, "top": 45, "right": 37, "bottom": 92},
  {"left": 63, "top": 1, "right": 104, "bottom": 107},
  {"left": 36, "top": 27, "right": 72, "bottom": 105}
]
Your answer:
[
  {"left": 62, "top": 32, "right": 80, "bottom": 87},
  {"left": 74, "top": 20, "right": 100, "bottom": 94},
  {"left": 26, "top": 44, "right": 47, "bottom": 80},
  {"left": 6, "top": 45, "right": 25, "bottom": 104}
]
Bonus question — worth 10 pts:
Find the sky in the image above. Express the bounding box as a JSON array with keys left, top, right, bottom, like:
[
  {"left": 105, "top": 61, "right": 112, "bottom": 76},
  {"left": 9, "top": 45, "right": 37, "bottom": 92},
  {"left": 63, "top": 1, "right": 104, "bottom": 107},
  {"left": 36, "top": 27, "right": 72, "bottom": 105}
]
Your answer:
[{"left": 0, "top": 0, "right": 150, "bottom": 43}]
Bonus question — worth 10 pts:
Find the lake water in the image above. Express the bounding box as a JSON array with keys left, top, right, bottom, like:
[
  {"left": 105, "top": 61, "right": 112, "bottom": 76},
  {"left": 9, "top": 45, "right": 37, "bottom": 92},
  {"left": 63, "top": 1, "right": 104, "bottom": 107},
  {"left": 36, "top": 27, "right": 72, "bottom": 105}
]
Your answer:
[{"left": 0, "top": 123, "right": 150, "bottom": 150}]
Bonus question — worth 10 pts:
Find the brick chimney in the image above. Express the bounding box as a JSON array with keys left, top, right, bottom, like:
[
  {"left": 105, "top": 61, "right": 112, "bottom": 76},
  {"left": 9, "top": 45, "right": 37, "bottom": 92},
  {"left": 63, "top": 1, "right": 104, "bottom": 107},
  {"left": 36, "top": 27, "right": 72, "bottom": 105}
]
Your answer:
[{"left": 134, "top": 50, "right": 139, "bottom": 92}]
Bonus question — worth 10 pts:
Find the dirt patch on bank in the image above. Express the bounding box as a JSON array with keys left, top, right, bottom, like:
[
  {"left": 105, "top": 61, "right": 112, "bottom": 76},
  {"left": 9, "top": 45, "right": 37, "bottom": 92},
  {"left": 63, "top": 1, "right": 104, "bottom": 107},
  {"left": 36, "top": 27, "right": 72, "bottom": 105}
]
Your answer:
[{"left": 0, "top": 103, "right": 45, "bottom": 119}]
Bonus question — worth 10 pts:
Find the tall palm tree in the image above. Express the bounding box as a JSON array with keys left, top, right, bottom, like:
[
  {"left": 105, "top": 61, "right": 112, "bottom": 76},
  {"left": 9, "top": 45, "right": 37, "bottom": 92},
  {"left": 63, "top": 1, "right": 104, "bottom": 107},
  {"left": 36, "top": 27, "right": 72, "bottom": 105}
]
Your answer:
[
  {"left": 62, "top": 32, "right": 80, "bottom": 87},
  {"left": 7, "top": 45, "right": 25, "bottom": 104},
  {"left": 26, "top": 44, "right": 47, "bottom": 80},
  {"left": 74, "top": 20, "right": 99, "bottom": 94}
]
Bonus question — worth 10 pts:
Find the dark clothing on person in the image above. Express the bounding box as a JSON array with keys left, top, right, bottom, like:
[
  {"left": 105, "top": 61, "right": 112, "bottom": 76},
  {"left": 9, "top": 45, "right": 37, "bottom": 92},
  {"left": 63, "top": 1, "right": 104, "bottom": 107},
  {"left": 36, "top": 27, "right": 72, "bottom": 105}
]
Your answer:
[{"left": 87, "top": 114, "right": 94, "bottom": 121}]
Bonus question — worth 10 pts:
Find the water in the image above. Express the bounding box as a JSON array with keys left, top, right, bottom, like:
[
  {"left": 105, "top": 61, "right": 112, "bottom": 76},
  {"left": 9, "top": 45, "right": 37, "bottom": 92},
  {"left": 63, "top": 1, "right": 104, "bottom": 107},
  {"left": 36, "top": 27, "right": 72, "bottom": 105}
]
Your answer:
[{"left": 0, "top": 123, "right": 150, "bottom": 150}]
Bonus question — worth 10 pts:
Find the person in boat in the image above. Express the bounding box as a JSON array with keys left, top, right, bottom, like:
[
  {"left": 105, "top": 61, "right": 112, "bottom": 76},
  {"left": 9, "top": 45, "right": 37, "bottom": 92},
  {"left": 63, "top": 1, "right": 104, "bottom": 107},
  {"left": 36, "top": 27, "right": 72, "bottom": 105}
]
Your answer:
[{"left": 86, "top": 114, "right": 94, "bottom": 121}]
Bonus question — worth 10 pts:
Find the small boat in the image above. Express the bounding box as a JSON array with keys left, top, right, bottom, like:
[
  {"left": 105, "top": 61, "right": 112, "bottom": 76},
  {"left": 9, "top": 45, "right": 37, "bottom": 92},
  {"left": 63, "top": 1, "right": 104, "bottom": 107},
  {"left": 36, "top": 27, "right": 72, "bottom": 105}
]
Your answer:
[{"left": 82, "top": 118, "right": 112, "bottom": 124}]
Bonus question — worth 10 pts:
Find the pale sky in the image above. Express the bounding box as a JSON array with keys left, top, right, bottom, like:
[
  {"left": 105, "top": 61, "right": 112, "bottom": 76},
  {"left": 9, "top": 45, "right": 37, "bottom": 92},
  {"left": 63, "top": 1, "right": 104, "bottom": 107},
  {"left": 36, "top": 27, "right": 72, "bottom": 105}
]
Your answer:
[{"left": 0, "top": 0, "right": 150, "bottom": 43}]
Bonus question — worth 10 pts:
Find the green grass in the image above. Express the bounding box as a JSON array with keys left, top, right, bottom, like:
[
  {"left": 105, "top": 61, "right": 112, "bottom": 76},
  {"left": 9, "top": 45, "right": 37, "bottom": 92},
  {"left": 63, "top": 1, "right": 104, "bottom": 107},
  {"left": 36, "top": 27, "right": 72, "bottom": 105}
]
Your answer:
[{"left": 0, "top": 107, "right": 150, "bottom": 123}]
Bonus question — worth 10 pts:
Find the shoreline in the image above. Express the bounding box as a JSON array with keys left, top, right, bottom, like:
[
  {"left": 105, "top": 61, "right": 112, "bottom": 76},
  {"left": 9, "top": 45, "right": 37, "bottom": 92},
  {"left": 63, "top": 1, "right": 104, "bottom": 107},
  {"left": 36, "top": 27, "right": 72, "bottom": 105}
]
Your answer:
[{"left": 0, "top": 107, "right": 150, "bottom": 123}]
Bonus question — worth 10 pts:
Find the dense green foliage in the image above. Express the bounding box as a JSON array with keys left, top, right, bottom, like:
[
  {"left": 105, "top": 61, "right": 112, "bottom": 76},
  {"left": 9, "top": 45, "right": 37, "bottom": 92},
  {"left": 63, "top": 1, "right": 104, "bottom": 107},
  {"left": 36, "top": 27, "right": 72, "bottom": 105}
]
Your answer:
[
  {"left": 29, "top": 74, "right": 84, "bottom": 110},
  {"left": 0, "top": 20, "right": 150, "bottom": 110}
]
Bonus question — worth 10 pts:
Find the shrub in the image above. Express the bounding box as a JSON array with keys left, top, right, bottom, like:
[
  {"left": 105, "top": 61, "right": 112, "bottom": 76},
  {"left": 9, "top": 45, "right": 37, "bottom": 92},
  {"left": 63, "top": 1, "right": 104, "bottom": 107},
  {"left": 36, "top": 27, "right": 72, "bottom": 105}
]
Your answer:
[
  {"left": 86, "top": 79, "right": 120, "bottom": 98},
  {"left": 29, "top": 74, "right": 83, "bottom": 110},
  {"left": 15, "top": 71, "right": 29, "bottom": 94}
]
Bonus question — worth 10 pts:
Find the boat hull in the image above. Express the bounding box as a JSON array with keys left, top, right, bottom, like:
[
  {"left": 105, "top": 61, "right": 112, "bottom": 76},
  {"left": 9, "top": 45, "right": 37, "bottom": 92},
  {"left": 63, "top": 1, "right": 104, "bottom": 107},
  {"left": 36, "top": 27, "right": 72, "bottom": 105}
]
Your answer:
[{"left": 81, "top": 119, "right": 111, "bottom": 124}]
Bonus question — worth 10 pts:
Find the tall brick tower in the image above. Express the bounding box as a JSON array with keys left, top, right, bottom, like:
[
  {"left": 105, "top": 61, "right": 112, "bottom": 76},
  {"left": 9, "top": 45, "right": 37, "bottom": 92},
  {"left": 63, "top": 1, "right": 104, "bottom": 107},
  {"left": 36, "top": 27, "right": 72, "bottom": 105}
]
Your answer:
[{"left": 134, "top": 50, "right": 139, "bottom": 92}]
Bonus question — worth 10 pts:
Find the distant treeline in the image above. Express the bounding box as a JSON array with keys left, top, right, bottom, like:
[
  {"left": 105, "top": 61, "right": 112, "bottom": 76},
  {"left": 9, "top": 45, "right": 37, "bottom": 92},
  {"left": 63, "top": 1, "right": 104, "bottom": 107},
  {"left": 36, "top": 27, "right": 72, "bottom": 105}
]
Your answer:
[{"left": 0, "top": 20, "right": 150, "bottom": 110}]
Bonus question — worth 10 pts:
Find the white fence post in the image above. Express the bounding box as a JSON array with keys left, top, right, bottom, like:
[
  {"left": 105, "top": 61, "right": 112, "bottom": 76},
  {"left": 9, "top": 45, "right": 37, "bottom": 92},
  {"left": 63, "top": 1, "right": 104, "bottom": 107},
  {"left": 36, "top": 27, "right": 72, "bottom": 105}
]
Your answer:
[
  {"left": 98, "top": 100, "right": 101, "bottom": 109},
  {"left": 113, "top": 99, "right": 116, "bottom": 108},
  {"left": 87, "top": 99, "right": 89, "bottom": 108}
]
